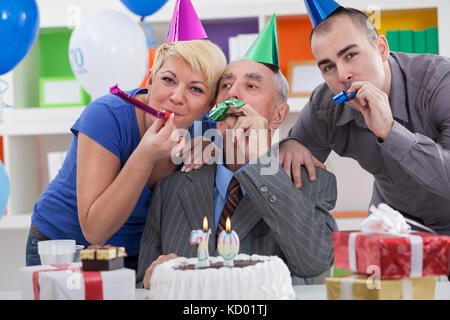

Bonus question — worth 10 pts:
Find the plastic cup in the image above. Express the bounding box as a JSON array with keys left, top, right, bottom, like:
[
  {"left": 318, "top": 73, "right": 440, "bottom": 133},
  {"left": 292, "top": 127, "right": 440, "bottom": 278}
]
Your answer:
[
  {"left": 73, "top": 245, "right": 85, "bottom": 262},
  {"left": 38, "top": 240, "right": 76, "bottom": 265}
]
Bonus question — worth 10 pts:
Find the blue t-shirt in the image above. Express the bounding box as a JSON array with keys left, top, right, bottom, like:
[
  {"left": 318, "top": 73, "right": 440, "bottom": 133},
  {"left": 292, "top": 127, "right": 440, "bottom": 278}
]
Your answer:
[{"left": 31, "top": 88, "right": 216, "bottom": 256}]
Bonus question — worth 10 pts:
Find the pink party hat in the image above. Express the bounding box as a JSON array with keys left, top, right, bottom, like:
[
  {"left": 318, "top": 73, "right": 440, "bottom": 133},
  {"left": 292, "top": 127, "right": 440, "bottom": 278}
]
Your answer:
[{"left": 166, "top": 0, "right": 207, "bottom": 43}]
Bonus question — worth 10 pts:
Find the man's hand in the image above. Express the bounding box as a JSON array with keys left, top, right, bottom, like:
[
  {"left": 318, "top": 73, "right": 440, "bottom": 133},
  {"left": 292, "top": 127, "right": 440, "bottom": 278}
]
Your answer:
[
  {"left": 278, "top": 139, "right": 326, "bottom": 189},
  {"left": 348, "top": 81, "right": 394, "bottom": 140},
  {"left": 225, "top": 104, "right": 270, "bottom": 162},
  {"left": 180, "top": 136, "right": 220, "bottom": 173},
  {"left": 143, "top": 253, "right": 179, "bottom": 289}
]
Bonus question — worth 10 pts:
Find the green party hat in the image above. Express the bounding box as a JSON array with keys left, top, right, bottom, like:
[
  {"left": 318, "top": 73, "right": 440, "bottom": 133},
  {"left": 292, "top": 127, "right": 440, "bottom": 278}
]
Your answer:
[{"left": 244, "top": 13, "right": 279, "bottom": 70}]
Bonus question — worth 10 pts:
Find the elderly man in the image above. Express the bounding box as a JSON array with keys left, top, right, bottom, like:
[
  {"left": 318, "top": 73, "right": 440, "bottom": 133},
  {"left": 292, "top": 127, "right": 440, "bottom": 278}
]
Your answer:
[
  {"left": 136, "top": 59, "right": 338, "bottom": 288},
  {"left": 136, "top": 16, "right": 338, "bottom": 288}
]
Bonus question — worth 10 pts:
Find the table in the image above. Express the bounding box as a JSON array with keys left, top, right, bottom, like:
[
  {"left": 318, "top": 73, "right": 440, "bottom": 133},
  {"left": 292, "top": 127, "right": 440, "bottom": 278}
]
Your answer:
[
  {"left": 3, "top": 282, "right": 450, "bottom": 300},
  {"left": 293, "top": 282, "right": 450, "bottom": 300}
]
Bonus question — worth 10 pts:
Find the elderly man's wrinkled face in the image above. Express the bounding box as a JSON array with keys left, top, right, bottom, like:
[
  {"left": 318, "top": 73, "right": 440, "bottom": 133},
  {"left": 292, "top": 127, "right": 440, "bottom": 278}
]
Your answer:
[{"left": 215, "top": 60, "right": 277, "bottom": 135}]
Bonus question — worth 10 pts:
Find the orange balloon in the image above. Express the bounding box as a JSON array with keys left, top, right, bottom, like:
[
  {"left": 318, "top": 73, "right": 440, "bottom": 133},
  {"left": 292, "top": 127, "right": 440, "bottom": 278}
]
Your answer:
[{"left": 0, "top": 136, "right": 3, "bottom": 164}]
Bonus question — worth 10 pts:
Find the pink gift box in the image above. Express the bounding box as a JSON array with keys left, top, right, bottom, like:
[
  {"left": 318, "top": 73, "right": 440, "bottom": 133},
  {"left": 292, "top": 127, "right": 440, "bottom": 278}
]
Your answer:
[{"left": 333, "top": 231, "right": 450, "bottom": 279}]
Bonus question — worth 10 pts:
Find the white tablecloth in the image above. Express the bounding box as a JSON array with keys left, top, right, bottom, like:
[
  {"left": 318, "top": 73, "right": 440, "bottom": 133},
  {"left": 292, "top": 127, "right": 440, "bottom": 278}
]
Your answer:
[
  {"left": 135, "top": 282, "right": 450, "bottom": 300},
  {"left": 3, "top": 283, "right": 450, "bottom": 300}
]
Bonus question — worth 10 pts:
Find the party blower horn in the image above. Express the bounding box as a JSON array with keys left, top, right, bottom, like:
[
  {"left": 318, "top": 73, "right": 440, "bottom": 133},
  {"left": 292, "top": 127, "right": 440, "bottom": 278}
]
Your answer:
[
  {"left": 109, "top": 84, "right": 171, "bottom": 119},
  {"left": 166, "top": 0, "right": 208, "bottom": 43},
  {"left": 210, "top": 13, "right": 280, "bottom": 121}
]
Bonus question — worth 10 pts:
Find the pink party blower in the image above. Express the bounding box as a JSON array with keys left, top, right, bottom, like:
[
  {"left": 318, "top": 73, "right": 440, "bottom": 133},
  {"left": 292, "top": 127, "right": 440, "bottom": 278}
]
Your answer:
[{"left": 109, "top": 84, "right": 171, "bottom": 119}]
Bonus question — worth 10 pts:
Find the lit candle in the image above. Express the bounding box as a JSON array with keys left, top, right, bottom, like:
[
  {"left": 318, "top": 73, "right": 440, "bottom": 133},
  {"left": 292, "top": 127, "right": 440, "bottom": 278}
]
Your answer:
[
  {"left": 217, "top": 217, "right": 240, "bottom": 267},
  {"left": 190, "top": 216, "right": 211, "bottom": 267}
]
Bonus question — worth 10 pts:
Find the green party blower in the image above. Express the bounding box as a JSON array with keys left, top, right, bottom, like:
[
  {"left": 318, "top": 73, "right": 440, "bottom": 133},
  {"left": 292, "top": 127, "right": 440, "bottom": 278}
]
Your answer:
[{"left": 209, "top": 99, "right": 246, "bottom": 122}]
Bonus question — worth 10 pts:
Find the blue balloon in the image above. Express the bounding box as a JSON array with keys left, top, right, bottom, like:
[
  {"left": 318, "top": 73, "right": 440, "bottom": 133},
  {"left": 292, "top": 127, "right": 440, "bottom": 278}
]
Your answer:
[
  {"left": 120, "top": 0, "right": 168, "bottom": 17},
  {"left": 0, "top": 162, "right": 9, "bottom": 219},
  {"left": 0, "top": 0, "right": 40, "bottom": 75}
]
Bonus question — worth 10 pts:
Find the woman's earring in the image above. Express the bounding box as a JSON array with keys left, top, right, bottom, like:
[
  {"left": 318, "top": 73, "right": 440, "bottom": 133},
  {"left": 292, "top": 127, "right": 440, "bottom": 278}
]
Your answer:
[{"left": 146, "top": 95, "right": 150, "bottom": 104}]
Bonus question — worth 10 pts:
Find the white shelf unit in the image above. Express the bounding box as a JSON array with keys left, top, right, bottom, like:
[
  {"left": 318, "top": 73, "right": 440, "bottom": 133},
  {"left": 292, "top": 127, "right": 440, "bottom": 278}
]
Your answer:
[
  {"left": 0, "top": 107, "right": 84, "bottom": 224},
  {"left": 0, "top": 0, "right": 449, "bottom": 230}
]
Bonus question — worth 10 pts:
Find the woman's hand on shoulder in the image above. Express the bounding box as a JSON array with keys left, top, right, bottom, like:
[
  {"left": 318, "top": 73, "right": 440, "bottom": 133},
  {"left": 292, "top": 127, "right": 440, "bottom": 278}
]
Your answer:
[{"left": 179, "top": 136, "right": 219, "bottom": 173}]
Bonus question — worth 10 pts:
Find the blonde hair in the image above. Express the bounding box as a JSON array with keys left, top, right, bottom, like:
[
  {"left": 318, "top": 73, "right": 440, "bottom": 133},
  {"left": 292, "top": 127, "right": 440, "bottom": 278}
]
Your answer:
[{"left": 151, "top": 39, "right": 226, "bottom": 99}]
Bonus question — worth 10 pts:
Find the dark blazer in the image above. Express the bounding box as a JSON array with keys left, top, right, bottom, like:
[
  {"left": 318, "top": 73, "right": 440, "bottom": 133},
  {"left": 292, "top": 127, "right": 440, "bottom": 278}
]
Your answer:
[{"left": 136, "top": 156, "right": 338, "bottom": 287}]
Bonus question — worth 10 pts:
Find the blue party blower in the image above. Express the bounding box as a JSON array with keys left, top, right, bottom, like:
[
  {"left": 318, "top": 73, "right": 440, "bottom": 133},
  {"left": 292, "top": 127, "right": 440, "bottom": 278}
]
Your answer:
[{"left": 332, "top": 91, "right": 357, "bottom": 104}]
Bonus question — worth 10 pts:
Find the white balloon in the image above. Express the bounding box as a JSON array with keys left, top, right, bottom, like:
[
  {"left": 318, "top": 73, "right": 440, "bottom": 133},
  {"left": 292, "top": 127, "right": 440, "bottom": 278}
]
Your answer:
[{"left": 68, "top": 10, "right": 147, "bottom": 99}]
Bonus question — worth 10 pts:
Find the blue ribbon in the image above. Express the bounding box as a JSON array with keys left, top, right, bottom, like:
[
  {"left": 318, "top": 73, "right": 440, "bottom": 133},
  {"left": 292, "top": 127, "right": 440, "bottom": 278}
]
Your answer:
[
  {"left": 0, "top": 79, "right": 12, "bottom": 108},
  {"left": 141, "top": 17, "right": 157, "bottom": 49}
]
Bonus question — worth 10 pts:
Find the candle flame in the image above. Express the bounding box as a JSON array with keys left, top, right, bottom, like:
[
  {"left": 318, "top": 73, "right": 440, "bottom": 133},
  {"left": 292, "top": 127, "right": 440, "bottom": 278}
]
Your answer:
[
  {"left": 203, "top": 216, "right": 208, "bottom": 231},
  {"left": 226, "top": 217, "right": 231, "bottom": 233}
]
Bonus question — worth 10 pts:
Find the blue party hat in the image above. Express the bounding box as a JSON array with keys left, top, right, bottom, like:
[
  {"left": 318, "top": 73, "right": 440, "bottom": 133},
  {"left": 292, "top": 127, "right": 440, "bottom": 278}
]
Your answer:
[{"left": 304, "top": 0, "right": 341, "bottom": 27}]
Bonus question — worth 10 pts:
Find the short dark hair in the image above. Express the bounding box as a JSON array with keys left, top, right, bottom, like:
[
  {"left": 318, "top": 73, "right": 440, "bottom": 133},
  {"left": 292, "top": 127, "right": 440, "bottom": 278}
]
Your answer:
[{"left": 309, "top": 7, "right": 379, "bottom": 45}]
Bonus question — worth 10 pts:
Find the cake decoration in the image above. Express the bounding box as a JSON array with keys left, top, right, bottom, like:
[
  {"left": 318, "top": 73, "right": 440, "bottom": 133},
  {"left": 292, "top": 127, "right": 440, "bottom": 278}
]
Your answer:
[
  {"left": 217, "top": 217, "right": 240, "bottom": 266},
  {"left": 80, "top": 245, "right": 127, "bottom": 271},
  {"left": 189, "top": 216, "right": 211, "bottom": 267}
]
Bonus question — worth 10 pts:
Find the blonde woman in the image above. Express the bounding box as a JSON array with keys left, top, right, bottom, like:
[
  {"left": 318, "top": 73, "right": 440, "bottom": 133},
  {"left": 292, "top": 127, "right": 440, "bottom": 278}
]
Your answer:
[{"left": 27, "top": 40, "right": 226, "bottom": 270}]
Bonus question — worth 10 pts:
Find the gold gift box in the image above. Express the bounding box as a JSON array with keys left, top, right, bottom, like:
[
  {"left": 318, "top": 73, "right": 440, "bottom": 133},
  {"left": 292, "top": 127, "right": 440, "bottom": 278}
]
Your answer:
[{"left": 326, "top": 274, "right": 437, "bottom": 300}]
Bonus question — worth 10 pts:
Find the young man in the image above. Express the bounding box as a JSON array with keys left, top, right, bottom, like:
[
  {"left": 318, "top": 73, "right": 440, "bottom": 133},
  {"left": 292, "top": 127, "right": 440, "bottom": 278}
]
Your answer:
[
  {"left": 136, "top": 58, "right": 338, "bottom": 289},
  {"left": 280, "top": 3, "right": 450, "bottom": 234}
]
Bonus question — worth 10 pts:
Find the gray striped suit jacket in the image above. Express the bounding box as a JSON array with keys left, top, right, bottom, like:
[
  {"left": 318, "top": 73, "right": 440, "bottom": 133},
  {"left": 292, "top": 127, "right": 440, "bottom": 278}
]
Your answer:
[{"left": 136, "top": 157, "right": 338, "bottom": 287}]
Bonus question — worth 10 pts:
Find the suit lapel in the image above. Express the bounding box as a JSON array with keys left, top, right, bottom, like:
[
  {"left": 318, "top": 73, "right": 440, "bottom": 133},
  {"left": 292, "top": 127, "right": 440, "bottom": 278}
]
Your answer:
[
  {"left": 212, "top": 182, "right": 262, "bottom": 255},
  {"left": 178, "top": 165, "right": 262, "bottom": 257},
  {"left": 227, "top": 193, "right": 261, "bottom": 244},
  {"left": 178, "top": 164, "right": 217, "bottom": 255}
]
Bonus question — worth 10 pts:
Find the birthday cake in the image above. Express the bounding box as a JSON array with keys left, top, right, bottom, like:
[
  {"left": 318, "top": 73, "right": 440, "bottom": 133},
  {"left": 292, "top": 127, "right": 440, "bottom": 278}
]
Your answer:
[{"left": 146, "top": 254, "right": 296, "bottom": 300}]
